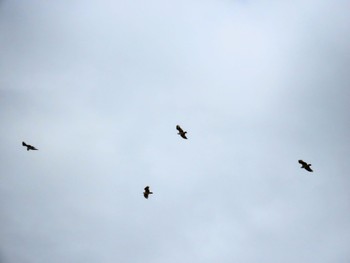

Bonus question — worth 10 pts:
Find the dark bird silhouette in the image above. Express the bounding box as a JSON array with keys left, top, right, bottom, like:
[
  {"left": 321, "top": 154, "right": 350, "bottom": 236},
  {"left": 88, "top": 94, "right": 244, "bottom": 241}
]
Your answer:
[
  {"left": 176, "top": 125, "right": 187, "bottom": 139},
  {"left": 22, "top": 141, "right": 38, "bottom": 151},
  {"left": 143, "top": 186, "right": 153, "bottom": 199},
  {"left": 298, "top": 160, "right": 313, "bottom": 172}
]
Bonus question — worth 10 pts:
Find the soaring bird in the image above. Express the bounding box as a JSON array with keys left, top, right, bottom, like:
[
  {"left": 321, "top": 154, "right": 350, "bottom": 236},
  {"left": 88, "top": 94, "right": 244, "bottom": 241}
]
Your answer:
[
  {"left": 298, "top": 160, "right": 313, "bottom": 172},
  {"left": 22, "top": 141, "right": 38, "bottom": 151},
  {"left": 143, "top": 186, "right": 153, "bottom": 199},
  {"left": 176, "top": 125, "right": 187, "bottom": 139}
]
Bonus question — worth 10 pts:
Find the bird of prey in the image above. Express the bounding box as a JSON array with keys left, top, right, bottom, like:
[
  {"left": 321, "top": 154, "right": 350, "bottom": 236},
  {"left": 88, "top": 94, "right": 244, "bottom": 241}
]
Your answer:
[
  {"left": 22, "top": 141, "right": 38, "bottom": 151},
  {"left": 176, "top": 125, "right": 187, "bottom": 139},
  {"left": 298, "top": 160, "right": 313, "bottom": 172},
  {"left": 143, "top": 186, "right": 153, "bottom": 199}
]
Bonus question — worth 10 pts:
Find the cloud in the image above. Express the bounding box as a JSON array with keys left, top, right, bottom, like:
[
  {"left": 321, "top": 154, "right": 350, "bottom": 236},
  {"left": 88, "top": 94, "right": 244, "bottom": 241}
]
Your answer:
[{"left": 0, "top": 0, "right": 349, "bottom": 262}]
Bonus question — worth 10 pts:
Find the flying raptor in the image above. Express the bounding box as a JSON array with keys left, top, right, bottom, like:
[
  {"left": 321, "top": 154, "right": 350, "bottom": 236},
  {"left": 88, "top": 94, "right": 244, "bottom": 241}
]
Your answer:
[
  {"left": 298, "top": 160, "right": 313, "bottom": 172},
  {"left": 143, "top": 186, "right": 153, "bottom": 199},
  {"left": 176, "top": 125, "right": 187, "bottom": 139},
  {"left": 22, "top": 141, "right": 38, "bottom": 151}
]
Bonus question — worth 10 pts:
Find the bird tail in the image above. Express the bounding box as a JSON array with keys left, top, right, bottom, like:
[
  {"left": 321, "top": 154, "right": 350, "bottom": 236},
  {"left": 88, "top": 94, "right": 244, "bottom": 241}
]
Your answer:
[{"left": 149, "top": 192, "right": 153, "bottom": 194}]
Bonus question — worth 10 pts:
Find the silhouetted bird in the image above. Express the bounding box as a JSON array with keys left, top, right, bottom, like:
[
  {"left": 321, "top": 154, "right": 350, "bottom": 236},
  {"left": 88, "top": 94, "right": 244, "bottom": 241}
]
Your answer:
[
  {"left": 176, "top": 125, "right": 187, "bottom": 139},
  {"left": 22, "top": 141, "right": 38, "bottom": 151},
  {"left": 298, "top": 160, "right": 313, "bottom": 172},
  {"left": 143, "top": 186, "right": 153, "bottom": 199}
]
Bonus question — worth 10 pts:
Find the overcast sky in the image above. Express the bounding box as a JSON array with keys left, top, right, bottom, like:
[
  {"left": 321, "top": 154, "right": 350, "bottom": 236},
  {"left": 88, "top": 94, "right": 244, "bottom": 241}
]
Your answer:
[{"left": 0, "top": 0, "right": 350, "bottom": 262}]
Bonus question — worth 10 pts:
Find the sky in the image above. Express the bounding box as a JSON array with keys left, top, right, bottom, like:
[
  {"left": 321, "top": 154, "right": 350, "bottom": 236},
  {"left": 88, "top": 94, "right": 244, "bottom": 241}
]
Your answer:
[{"left": 0, "top": 0, "right": 350, "bottom": 262}]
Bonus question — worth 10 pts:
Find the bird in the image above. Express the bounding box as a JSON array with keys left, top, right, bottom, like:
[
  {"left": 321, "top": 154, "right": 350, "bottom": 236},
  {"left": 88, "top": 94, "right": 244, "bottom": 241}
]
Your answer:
[
  {"left": 22, "top": 141, "right": 38, "bottom": 151},
  {"left": 143, "top": 186, "right": 153, "bottom": 199},
  {"left": 176, "top": 125, "right": 187, "bottom": 139},
  {"left": 298, "top": 160, "right": 313, "bottom": 172}
]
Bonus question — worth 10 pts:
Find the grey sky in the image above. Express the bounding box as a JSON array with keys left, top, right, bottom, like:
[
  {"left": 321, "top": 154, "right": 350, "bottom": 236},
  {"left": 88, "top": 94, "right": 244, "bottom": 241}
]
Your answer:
[{"left": 1, "top": 0, "right": 350, "bottom": 262}]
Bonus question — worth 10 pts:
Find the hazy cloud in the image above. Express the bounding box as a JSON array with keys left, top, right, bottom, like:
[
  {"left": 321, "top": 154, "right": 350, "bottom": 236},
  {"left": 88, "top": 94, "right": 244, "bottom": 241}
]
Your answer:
[{"left": 1, "top": 0, "right": 349, "bottom": 262}]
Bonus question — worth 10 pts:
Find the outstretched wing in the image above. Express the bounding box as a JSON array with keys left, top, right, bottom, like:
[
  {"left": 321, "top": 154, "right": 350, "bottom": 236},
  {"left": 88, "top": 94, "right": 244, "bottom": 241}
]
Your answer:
[
  {"left": 144, "top": 186, "right": 150, "bottom": 193},
  {"left": 298, "top": 160, "right": 307, "bottom": 166},
  {"left": 143, "top": 192, "right": 149, "bottom": 199},
  {"left": 22, "top": 141, "right": 27, "bottom": 147},
  {"left": 305, "top": 166, "right": 313, "bottom": 172},
  {"left": 176, "top": 125, "right": 184, "bottom": 133}
]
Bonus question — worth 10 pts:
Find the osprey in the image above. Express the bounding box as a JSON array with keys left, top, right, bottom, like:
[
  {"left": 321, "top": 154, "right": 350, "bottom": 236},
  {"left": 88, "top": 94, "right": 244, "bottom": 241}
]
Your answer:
[
  {"left": 176, "top": 125, "right": 187, "bottom": 139},
  {"left": 298, "top": 160, "right": 313, "bottom": 172},
  {"left": 22, "top": 141, "right": 38, "bottom": 151},
  {"left": 143, "top": 186, "right": 153, "bottom": 199}
]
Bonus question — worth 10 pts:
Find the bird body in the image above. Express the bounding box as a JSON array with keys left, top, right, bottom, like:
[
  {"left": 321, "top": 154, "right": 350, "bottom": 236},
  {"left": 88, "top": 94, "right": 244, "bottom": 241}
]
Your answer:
[
  {"left": 298, "top": 160, "right": 313, "bottom": 172},
  {"left": 176, "top": 125, "right": 187, "bottom": 139},
  {"left": 22, "top": 141, "right": 38, "bottom": 151},
  {"left": 143, "top": 186, "right": 153, "bottom": 199}
]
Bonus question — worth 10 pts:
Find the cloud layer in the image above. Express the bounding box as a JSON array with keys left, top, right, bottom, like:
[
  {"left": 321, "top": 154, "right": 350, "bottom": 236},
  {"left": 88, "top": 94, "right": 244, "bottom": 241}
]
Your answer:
[{"left": 1, "top": 1, "right": 349, "bottom": 262}]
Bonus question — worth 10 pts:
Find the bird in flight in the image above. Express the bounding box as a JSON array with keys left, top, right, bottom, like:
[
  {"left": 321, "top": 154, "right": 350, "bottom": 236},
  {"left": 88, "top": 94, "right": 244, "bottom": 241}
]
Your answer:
[
  {"left": 298, "top": 160, "right": 313, "bottom": 172},
  {"left": 176, "top": 125, "right": 187, "bottom": 139},
  {"left": 22, "top": 141, "right": 38, "bottom": 151},
  {"left": 143, "top": 186, "right": 153, "bottom": 199}
]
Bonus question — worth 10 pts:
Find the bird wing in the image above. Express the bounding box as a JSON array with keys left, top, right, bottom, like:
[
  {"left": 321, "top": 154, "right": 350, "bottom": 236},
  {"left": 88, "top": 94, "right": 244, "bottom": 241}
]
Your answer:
[
  {"left": 298, "top": 160, "right": 307, "bottom": 166},
  {"left": 176, "top": 125, "right": 184, "bottom": 133},
  {"left": 181, "top": 134, "right": 187, "bottom": 139},
  {"left": 305, "top": 166, "right": 313, "bottom": 172},
  {"left": 143, "top": 192, "right": 149, "bottom": 199},
  {"left": 144, "top": 186, "right": 149, "bottom": 192},
  {"left": 22, "top": 142, "right": 27, "bottom": 146}
]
